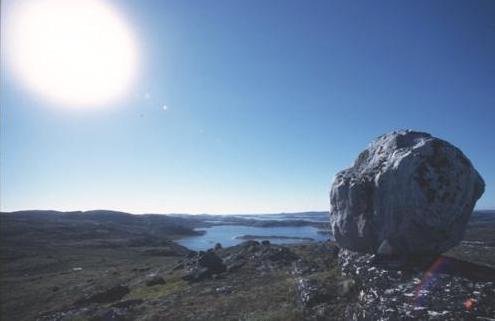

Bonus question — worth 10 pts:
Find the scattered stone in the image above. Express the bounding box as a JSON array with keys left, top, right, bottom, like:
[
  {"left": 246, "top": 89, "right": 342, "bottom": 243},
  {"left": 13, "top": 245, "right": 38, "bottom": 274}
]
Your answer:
[
  {"left": 297, "top": 278, "right": 331, "bottom": 308},
  {"left": 293, "top": 259, "right": 320, "bottom": 276},
  {"left": 145, "top": 276, "right": 166, "bottom": 286},
  {"left": 330, "top": 130, "right": 485, "bottom": 257},
  {"left": 76, "top": 285, "right": 130, "bottom": 305},
  {"left": 215, "top": 286, "right": 233, "bottom": 294},
  {"left": 338, "top": 249, "right": 495, "bottom": 320},
  {"left": 297, "top": 275, "right": 355, "bottom": 308},
  {"left": 222, "top": 241, "right": 299, "bottom": 273}
]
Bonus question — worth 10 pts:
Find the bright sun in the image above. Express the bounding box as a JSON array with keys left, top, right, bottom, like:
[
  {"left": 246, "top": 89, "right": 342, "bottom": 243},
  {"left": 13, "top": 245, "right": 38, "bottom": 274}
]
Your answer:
[{"left": 6, "top": 0, "right": 138, "bottom": 108}]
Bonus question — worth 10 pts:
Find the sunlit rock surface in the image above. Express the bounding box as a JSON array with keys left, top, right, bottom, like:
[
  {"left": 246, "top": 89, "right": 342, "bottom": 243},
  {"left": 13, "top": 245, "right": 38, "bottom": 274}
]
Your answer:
[
  {"left": 330, "top": 130, "right": 485, "bottom": 256},
  {"left": 338, "top": 249, "right": 495, "bottom": 321}
]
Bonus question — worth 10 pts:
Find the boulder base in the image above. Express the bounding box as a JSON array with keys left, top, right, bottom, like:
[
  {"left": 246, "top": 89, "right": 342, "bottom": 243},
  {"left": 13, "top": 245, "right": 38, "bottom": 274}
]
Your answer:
[{"left": 329, "top": 130, "right": 484, "bottom": 256}]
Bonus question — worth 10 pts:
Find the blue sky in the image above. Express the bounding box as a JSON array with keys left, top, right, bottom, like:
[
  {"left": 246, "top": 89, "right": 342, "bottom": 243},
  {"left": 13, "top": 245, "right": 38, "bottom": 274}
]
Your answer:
[{"left": 1, "top": 0, "right": 494, "bottom": 214}]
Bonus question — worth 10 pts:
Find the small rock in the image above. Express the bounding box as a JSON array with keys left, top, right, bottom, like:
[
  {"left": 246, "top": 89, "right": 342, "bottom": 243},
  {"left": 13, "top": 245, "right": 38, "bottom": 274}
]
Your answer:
[
  {"left": 214, "top": 243, "right": 222, "bottom": 250},
  {"left": 145, "top": 276, "right": 165, "bottom": 286}
]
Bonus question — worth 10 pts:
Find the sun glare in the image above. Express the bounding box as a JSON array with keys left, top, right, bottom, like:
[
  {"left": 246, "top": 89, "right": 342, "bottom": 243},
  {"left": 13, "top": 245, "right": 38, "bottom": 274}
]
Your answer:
[{"left": 6, "top": 0, "right": 138, "bottom": 108}]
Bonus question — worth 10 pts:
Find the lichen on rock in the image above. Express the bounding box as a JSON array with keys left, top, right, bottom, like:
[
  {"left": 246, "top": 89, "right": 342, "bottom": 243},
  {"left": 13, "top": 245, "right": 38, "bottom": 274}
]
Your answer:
[{"left": 330, "top": 130, "right": 485, "bottom": 256}]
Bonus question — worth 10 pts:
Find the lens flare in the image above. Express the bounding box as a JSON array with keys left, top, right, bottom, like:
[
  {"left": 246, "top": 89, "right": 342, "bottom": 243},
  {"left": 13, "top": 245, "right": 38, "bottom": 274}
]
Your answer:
[
  {"left": 464, "top": 298, "right": 476, "bottom": 310},
  {"left": 414, "top": 257, "right": 448, "bottom": 307}
]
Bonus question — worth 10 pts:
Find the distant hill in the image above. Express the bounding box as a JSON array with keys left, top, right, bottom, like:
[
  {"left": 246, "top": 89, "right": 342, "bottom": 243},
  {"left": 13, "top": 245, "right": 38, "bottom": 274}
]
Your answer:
[{"left": 0, "top": 210, "right": 202, "bottom": 248}]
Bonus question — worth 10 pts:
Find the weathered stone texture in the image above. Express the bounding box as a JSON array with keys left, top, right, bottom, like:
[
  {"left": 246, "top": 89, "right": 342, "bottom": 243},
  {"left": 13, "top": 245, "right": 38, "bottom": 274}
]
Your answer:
[{"left": 330, "top": 130, "right": 485, "bottom": 255}]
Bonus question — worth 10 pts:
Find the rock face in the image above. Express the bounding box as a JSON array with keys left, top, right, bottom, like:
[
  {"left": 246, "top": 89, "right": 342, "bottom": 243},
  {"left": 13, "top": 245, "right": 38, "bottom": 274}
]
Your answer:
[{"left": 330, "top": 130, "right": 485, "bottom": 256}]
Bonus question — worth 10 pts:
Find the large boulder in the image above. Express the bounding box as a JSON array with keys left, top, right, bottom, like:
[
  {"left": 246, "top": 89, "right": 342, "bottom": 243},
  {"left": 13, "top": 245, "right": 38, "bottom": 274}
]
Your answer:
[{"left": 329, "top": 130, "right": 485, "bottom": 256}]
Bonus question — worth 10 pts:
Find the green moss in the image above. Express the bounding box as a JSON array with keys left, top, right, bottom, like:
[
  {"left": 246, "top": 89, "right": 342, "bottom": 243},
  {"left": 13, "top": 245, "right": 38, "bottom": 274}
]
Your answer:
[{"left": 125, "top": 277, "right": 188, "bottom": 300}]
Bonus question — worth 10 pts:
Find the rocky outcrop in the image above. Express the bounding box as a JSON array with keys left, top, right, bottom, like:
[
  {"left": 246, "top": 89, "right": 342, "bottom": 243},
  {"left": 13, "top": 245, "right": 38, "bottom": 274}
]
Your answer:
[
  {"left": 34, "top": 239, "right": 495, "bottom": 321},
  {"left": 182, "top": 250, "right": 227, "bottom": 282},
  {"left": 179, "top": 241, "right": 301, "bottom": 282},
  {"left": 338, "top": 249, "right": 495, "bottom": 321},
  {"left": 330, "top": 130, "right": 485, "bottom": 256},
  {"left": 222, "top": 241, "right": 299, "bottom": 273}
]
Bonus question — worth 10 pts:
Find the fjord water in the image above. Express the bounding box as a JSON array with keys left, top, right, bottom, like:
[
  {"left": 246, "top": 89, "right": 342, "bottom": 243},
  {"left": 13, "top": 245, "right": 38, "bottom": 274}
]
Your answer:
[{"left": 176, "top": 225, "right": 329, "bottom": 251}]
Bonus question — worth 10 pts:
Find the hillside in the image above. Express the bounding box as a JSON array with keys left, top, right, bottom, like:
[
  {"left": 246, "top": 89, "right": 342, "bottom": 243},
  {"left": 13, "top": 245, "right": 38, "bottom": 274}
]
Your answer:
[{"left": 0, "top": 210, "right": 494, "bottom": 321}]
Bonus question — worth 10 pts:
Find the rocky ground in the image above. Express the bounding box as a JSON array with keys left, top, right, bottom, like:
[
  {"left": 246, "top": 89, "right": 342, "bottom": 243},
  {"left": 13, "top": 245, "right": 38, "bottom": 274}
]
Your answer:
[
  {"left": 1, "top": 211, "right": 494, "bottom": 321},
  {"left": 2, "top": 239, "right": 493, "bottom": 321},
  {"left": 29, "top": 241, "right": 345, "bottom": 321},
  {"left": 336, "top": 250, "right": 495, "bottom": 321}
]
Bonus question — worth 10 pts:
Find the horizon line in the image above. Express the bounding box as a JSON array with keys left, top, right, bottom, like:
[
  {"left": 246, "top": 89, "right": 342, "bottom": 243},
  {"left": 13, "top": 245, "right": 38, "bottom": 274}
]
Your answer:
[
  {"left": 1, "top": 207, "right": 494, "bottom": 216},
  {"left": 0, "top": 208, "right": 331, "bottom": 216}
]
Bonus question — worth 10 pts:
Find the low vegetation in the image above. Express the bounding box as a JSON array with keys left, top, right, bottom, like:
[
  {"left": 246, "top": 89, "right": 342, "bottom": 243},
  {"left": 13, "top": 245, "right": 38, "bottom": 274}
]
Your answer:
[{"left": 0, "top": 210, "right": 494, "bottom": 321}]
